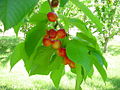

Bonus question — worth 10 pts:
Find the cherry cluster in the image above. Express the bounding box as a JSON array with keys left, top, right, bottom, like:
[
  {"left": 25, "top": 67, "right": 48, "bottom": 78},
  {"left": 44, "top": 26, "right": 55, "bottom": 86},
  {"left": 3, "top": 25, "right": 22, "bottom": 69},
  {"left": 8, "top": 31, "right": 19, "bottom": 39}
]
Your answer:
[
  {"left": 42, "top": 0, "right": 75, "bottom": 68},
  {"left": 42, "top": 29, "right": 75, "bottom": 68}
]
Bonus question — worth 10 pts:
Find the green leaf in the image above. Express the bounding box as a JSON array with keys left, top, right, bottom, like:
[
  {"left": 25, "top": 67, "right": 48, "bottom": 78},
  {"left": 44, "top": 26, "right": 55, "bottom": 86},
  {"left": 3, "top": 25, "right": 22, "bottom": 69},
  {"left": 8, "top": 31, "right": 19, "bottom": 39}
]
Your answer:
[
  {"left": 10, "top": 42, "right": 30, "bottom": 73},
  {"left": 25, "top": 7, "right": 49, "bottom": 56},
  {"left": 39, "top": 1, "right": 51, "bottom": 13},
  {"left": 60, "top": 0, "right": 69, "bottom": 7},
  {"left": 29, "top": 13, "right": 48, "bottom": 24},
  {"left": 87, "top": 66, "right": 94, "bottom": 78},
  {"left": 21, "top": 43, "right": 30, "bottom": 73},
  {"left": 0, "top": 0, "right": 38, "bottom": 30},
  {"left": 89, "top": 47, "right": 108, "bottom": 68},
  {"left": 70, "top": 0, "right": 103, "bottom": 31},
  {"left": 59, "top": 37, "right": 70, "bottom": 47},
  {"left": 93, "top": 55, "right": 107, "bottom": 82},
  {"left": 10, "top": 43, "right": 24, "bottom": 69},
  {"left": 25, "top": 24, "right": 47, "bottom": 56},
  {"left": 76, "top": 32, "right": 99, "bottom": 50},
  {"left": 75, "top": 64, "right": 83, "bottom": 90},
  {"left": 13, "top": 21, "right": 23, "bottom": 36},
  {"left": 60, "top": 16, "right": 93, "bottom": 37},
  {"left": 67, "top": 18, "right": 88, "bottom": 33},
  {"left": 66, "top": 39, "right": 93, "bottom": 74},
  {"left": 50, "top": 56, "right": 64, "bottom": 71},
  {"left": 60, "top": 16, "right": 88, "bottom": 33},
  {"left": 50, "top": 64, "right": 65, "bottom": 88},
  {"left": 29, "top": 46, "right": 55, "bottom": 75}
]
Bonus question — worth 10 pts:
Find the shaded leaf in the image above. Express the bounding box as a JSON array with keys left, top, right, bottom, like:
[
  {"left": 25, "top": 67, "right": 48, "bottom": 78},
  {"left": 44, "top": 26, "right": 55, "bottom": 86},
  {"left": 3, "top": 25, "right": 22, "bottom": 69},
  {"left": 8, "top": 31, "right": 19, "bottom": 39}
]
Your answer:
[
  {"left": 29, "top": 46, "right": 55, "bottom": 75},
  {"left": 93, "top": 55, "right": 107, "bottom": 81},
  {"left": 89, "top": 47, "right": 108, "bottom": 68},
  {"left": 50, "top": 56, "right": 64, "bottom": 71},
  {"left": 25, "top": 24, "right": 47, "bottom": 56},
  {"left": 0, "top": 0, "right": 38, "bottom": 30},
  {"left": 75, "top": 64, "right": 83, "bottom": 90}
]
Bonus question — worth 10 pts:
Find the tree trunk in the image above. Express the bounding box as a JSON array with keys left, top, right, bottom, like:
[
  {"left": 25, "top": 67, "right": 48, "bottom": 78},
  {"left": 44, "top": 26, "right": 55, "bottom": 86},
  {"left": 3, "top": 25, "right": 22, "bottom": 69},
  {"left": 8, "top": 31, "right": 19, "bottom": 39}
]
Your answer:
[{"left": 103, "top": 38, "right": 109, "bottom": 53}]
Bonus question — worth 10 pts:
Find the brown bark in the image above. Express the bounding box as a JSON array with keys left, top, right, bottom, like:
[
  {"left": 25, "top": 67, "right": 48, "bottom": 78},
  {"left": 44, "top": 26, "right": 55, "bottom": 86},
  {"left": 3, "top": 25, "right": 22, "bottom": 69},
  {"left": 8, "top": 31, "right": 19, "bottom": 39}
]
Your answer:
[{"left": 103, "top": 37, "right": 109, "bottom": 53}]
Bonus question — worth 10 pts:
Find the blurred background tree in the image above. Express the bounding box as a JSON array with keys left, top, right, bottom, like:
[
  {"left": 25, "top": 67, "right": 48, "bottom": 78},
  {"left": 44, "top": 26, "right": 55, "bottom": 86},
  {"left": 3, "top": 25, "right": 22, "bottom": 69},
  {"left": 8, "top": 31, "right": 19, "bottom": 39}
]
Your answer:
[{"left": 85, "top": 0, "right": 120, "bottom": 53}]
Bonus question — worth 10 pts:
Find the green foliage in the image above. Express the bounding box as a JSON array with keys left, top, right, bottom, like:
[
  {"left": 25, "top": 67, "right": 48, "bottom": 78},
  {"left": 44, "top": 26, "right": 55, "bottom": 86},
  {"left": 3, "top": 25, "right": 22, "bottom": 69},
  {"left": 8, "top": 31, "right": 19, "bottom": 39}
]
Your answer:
[
  {"left": 60, "top": 0, "right": 69, "bottom": 7},
  {"left": 75, "top": 65, "right": 83, "bottom": 90},
  {"left": 0, "top": 0, "right": 38, "bottom": 30},
  {"left": 50, "top": 56, "right": 65, "bottom": 88},
  {"left": 0, "top": 0, "right": 108, "bottom": 89},
  {"left": 93, "top": 56, "right": 107, "bottom": 82},
  {"left": 66, "top": 39, "right": 93, "bottom": 74},
  {"left": 50, "top": 64, "right": 65, "bottom": 88},
  {"left": 10, "top": 43, "right": 24, "bottom": 69},
  {"left": 70, "top": 0, "right": 103, "bottom": 32},
  {"left": 25, "top": 25, "right": 46, "bottom": 56},
  {"left": 61, "top": 17, "right": 90, "bottom": 35},
  {"left": 39, "top": 1, "right": 51, "bottom": 14},
  {"left": 13, "top": 21, "right": 24, "bottom": 36},
  {"left": 29, "top": 46, "right": 55, "bottom": 75},
  {"left": 77, "top": 33, "right": 97, "bottom": 48},
  {"left": 90, "top": 0, "right": 120, "bottom": 52}
]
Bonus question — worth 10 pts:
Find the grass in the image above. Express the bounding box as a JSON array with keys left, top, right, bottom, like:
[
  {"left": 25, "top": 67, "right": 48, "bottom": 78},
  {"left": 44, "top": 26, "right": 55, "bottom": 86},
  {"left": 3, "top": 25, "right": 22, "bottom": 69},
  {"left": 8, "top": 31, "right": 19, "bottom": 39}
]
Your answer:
[
  {"left": 0, "top": 36, "right": 120, "bottom": 90},
  {"left": 0, "top": 54, "right": 120, "bottom": 90}
]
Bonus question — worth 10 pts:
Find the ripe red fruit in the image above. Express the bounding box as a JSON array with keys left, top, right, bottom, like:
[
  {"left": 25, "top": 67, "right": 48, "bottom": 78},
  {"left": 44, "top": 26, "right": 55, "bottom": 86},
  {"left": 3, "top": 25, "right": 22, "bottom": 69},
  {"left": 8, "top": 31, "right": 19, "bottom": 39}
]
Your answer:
[
  {"left": 43, "top": 38, "right": 52, "bottom": 47},
  {"left": 69, "top": 61, "right": 75, "bottom": 68},
  {"left": 47, "top": 29, "right": 57, "bottom": 39},
  {"left": 47, "top": 12, "right": 58, "bottom": 22},
  {"left": 64, "top": 56, "right": 71, "bottom": 65},
  {"left": 51, "top": 0, "right": 59, "bottom": 8},
  {"left": 56, "top": 29, "right": 66, "bottom": 39},
  {"left": 52, "top": 40, "right": 61, "bottom": 49},
  {"left": 57, "top": 48, "right": 66, "bottom": 57}
]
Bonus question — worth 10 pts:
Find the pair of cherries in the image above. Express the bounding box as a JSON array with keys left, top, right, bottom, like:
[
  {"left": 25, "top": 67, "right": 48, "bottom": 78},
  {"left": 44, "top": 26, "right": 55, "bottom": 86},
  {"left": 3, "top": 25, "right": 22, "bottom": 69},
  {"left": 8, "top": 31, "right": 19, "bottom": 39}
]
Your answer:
[{"left": 47, "top": 0, "right": 58, "bottom": 22}]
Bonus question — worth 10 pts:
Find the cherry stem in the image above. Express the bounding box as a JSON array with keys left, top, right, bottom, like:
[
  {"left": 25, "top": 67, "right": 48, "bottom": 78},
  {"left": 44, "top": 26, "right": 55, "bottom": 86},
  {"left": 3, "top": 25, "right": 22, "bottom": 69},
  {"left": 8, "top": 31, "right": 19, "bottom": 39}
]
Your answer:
[
  {"left": 48, "top": 0, "right": 54, "bottom": 12},
  {"left": 47, "top": 0, "right": 63, "bottom": 29}
]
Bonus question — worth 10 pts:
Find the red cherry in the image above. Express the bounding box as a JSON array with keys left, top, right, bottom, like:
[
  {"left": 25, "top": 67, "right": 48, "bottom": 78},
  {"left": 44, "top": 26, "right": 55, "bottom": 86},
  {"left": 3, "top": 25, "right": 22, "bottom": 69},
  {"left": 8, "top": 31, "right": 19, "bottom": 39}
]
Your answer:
[
  {"left": 69, "top": 61, "right": 75, "bottom": 68},
  {"left": 43, "top": 38, "right": 52, "bottom": 47},
  {"left": 47, "top": 29, "right": 57, "bottom": 39},
  {"left": 47, "top": 12, "right": 58, "bottom": 22},
  {"left": 52, "top": 40, "right": 61, "bottom": 49},
  {"left": 51, "top": 0, "right": 59, "bottom": 8},
  {"left": 57, "top": 48, "right": 66, "bottom": 57},
  {"left": 64, "top": 56, "right": 71, "bottom": 65},
  {"left": 56, "top": 29, "right": 66, "bottom": 39}
]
